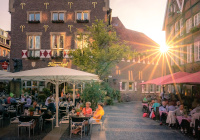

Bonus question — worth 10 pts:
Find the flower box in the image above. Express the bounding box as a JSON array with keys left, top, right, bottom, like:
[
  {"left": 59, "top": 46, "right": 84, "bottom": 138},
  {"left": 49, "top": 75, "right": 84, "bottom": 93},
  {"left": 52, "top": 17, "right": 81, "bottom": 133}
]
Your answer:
[
  {"left": 28, "top": 20, "right": 40, "bottom": 23},
  {"left": 76, "top": 19, "right": 89, "bottom": 23},
  {"left": 51, "top": 56, "right": 64, "bottom": 59},
  {"left": 52, "top": 20, "right": 64, "bottom": 23}
]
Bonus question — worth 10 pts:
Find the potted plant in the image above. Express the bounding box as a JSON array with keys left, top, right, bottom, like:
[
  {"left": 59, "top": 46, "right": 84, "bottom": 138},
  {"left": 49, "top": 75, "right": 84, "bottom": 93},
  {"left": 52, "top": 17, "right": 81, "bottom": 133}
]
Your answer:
[
  {"left": 29, "top": 107, "right": 35, "bottom": 116},
  {"left": 80, "top": 104, "right": 84, "bottom": 110},
  {"left": 76, "top": 108, "right": 81, "bottom": 116}
]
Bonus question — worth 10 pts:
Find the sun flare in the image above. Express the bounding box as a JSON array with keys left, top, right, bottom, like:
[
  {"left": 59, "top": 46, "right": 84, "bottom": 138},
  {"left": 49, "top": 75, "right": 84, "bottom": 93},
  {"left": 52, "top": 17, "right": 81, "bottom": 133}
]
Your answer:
[{"left": 160, "top": 44, "right": 169, "bottom": 53}]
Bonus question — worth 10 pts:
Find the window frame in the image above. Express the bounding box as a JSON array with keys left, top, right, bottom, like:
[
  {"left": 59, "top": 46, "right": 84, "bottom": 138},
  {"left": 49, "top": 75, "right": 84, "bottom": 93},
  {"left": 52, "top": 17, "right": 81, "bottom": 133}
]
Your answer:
[
  {"left": 50, "top": 32, "right": 66, "bottom": 57},
  {"left": 27, "top": 11, "right": 42, "bottom": 22},
  {"left": 128, "top": 82, "right": 134, "bottom": 91},
  {"left": 3, "top": 50, "right": 6, "bottom": 57},
  {"left": 156, "top": 85, "right": 160, "bottom": 93},
  {"left": 187, "top": 44, "right": 193, "bottom": 63},
  {"left": 121, "top": 82, "right": 127, "bottom": 91},
  {"left": 75, "top": 10, "right": 91, "bottom": 23},
  {"left": 194, "top": 12, "right": 200, "bottom": 27},
  {"left": 75, "top": 34, "right": 89, "bottom": 49},
  {"left": 180, "top": 47, "right": 184, "bottom": 65},
  {"left": 51, "top": 11, "right": 66, "bottom": 23},
  {"left": 194, "top": 41, "right": 200, "bottom": 62},
  {"left": 186, "top": 18, "right": 192, "bottom": 33},
  {"left": 150, "top": 84, "right": 154, "bottom": 93},
  {"left": 180, "top": 18, "right": 183, "bottom": 36},
  {"left": 175, "top": 21, "right": 179, "bottom": 35}
]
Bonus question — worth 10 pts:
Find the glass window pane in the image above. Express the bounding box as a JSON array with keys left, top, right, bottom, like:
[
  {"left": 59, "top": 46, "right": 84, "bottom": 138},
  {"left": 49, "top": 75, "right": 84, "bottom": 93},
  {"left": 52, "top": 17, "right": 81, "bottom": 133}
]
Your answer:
[
  {"left": 59, "top": 50, "right": 63, "bottom": 57},
  {"left": 33, "top": 81, "right": 37, "bottom": 86},
  {"left": 39, "top": 81, "right": 45, "bottom": 86},
  {"left": 35, "top": 51, "right": 40, "bottom": 57},
  {"left": 53, "top": 13, "right": 58, "bottom": 20},
  {"left": 52, "top": 35, "right": 57, "bottom": 48},
  {"left": 27, "top": 81, "right": 31, "bottom": 86},
  {"left": 29, "top": 14, "right": 34, "bottom": 21},
  {"left": 28, "top": 50, "right": 34, "bottom": 57},
  {"left": 77, "top": 13, "right": 82, "bottom": 20},
  {"left": 35, "top": 13, "right": 40, "bottom": 21},
  {"left": 35, "top": 36, "right": 40, "bottom": 49},
  {"left": 52, "top": 50, "right": 57, "bottom": 57},
  {"left": 84, "top": 13, "right": 88, "bottom": 20},
  {"left": 29, "top": 36, "right": 34, "bottom": 49},
  {"left": 59, "top": 13, "right": 64, "bottom": 20},
  {"left": 60, "top": 36, "right": 64, "bottom": 48}
]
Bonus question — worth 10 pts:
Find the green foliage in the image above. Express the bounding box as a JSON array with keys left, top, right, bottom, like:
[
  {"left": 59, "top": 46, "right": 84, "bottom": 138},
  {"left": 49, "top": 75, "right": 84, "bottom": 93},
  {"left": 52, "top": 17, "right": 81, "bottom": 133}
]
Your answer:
[
  {"left": 75, "top": 108, "right": 81, "bottom": 112},
  {"left": 38, "top": 94, "right": 46, "bottom": 102},
  {"left": 42, "top": 88, "right": 51, "bottom": 97},
  {"left": 29, "top": 107, "right": 35, "bottom": 112},
  {"left": 69, "top": 19, "right": 130, "bottom": 79},
  {"left": 104, "top": 96, "right": 113, "bottom": 105},
  {"left": 190, "top": 26, "right": 200, "bottom": 33},
  {"left": 81, "top": 82, "right": 105, "bottom": 110}
]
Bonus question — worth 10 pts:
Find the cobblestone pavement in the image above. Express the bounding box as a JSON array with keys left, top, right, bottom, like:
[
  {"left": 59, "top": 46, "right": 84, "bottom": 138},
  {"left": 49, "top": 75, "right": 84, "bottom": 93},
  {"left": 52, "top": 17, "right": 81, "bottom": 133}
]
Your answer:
[{"left": 103, "top": 101, "right": 194, "bottom": 140}]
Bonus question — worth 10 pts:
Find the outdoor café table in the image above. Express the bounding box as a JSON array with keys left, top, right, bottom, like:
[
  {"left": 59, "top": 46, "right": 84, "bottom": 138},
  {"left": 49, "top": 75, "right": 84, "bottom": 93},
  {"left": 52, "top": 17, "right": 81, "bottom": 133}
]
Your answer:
[
  {"left": 18, "top": 101, "right": 27, "bottom": 114},
  {"left": 19, "top": 113, "right": 44, "bottom": 134},
  {"left": 69, "top": 114, "right": 91, "bottom": 135},
  {"left": 41, "top": 107, "right": 47, "bottom": 113},
  {"left": 176, "top": 116, "right": 191, "bottom": 125}
]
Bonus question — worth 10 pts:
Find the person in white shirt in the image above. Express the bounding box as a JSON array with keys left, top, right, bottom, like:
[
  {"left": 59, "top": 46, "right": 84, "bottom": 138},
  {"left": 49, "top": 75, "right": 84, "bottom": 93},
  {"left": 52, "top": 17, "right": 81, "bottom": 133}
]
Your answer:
[
  {"left": 45, "top": 95, "right": 53, "bottom": 106},
  {"left": 21, "top": 94, "right": 26, "bottom": 102}
]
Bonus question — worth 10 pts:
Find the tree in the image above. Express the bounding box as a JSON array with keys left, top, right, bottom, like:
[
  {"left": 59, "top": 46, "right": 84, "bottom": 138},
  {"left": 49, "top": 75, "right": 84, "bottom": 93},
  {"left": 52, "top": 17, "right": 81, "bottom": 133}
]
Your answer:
[{"left": 69, "top": 19, "right": 130, "bottom": 79}]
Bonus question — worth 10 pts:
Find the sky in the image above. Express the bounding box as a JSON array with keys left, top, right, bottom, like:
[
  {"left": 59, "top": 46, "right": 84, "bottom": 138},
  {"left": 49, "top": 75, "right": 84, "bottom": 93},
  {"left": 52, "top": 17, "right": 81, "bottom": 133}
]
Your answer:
[{"left": 0, "top": 0, "right": 167, "bottom": 46}]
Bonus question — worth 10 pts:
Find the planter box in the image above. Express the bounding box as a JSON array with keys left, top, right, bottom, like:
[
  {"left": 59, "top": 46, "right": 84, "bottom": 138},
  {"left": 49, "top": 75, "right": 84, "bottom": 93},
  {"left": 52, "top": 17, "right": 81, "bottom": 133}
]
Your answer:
[
  {"left": 28, "top": 20, "right": 40, "bottom": 23},
  {"left": 51, "top": 56, "right": 64, "bottom": 59},
  {"left": 52, "top": 20, "right": 64, "bottom": 23},
  {"left": 76, "top": 19, "right": 89, "bottom": 23}
]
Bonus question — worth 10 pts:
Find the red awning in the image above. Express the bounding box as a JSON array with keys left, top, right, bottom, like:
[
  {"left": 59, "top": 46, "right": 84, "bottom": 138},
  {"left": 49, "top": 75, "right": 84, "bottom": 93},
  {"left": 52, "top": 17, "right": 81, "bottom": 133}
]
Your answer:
[
  {"left": 163, "top": 71, "right": 200, "bottom": 84},
  {"left": 140, "top": 72, "right": 191, "bottom": 85}
]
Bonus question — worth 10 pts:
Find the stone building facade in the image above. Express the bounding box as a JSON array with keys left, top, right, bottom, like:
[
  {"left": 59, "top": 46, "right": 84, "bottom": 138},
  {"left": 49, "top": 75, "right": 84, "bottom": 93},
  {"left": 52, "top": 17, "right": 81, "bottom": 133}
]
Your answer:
[{"left": 163, "top": 0, "right": 200, "bottom": 95}]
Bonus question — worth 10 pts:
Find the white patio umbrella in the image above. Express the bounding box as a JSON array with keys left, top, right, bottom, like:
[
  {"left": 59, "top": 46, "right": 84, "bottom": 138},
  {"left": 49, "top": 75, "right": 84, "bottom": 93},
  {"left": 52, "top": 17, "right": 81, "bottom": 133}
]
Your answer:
[
  {"left": 2, "top": 67, "right": 99, "bottom": 127},
  {"left": 0, "top": 70, "right": 13, "bottom": 81}
]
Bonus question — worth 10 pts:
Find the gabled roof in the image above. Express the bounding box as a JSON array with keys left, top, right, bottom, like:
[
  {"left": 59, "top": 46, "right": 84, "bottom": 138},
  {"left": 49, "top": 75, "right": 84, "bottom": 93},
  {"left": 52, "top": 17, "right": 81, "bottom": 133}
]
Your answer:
[{"left": 112, "top": 17, "right": 159, "bottom": 52}]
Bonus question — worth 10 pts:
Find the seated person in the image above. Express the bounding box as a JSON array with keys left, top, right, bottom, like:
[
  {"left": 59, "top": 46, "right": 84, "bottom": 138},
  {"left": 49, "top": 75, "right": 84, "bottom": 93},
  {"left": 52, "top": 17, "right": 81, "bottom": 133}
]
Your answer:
[
  {"left": 190, "top": 103, "right": 200, "bottom": 115},
  {"left": 7, "top": 93, "right": 14, "bottom": 104},
  {"left": 174, "top": 104, "right": 189, "bottom": 133},
  {"left": 72, "top": 103, "right": 104, "bottom": 134},
  {"left": 67, "top": 97, "right": 73, "bottom": 106},
  {"left": 167, "top": 101, "right": 176, "bottom": 112},
  {"left": 0, "top": 101, "right": 5, "bottom": 116},
  {"left": 43, "top": 99, "right": 56, "bottom": 119},
  {"left": 10, "top": 95, "right": 17, "bottom": 104},
  {"left": 159, "top": 101, "right": 168, "bottom": 125},
  {"left": 2, "top": 95, "right": 7, "bottom": 104},
  {"left": 149, "top": 99, "right": 155, "bottom": 107},
  {"left": 31, "top": 101, "right": 41, "bottom": 114},
  {"left": 82, "top": 102, "right": 92, "bottom": 116},
  {"left": 24, "top": 96, "right": 32, "bottom": 108},
  {"left": 152, "top": 99, "right": 161, "bottom": 112},
  {"left": 45, "top": 94, "right": 53, "bottom": 106},
  {"left": 75, "top": 102, "right": 81, "bottom": 110},
  {"left": 59, "top": 98, "right": 68, "bottom": 107},
  {"left": 20, "top": 94, "right": 26, "bottom": 102},
  {"left": 175, "top": 101, "right": 181, "bottom": 109},
  {"left": 142, "top": 95, "right": 148, "bottom": 103},
  {"left": 146, "top": 95, "right": 152, "bottom": 102}
]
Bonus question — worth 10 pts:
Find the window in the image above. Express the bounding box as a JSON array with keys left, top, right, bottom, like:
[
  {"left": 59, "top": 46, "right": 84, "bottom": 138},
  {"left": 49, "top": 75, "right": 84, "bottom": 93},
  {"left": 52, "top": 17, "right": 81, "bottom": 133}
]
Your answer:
[
  {"left": 175, "top": 21, "right": 179, "bottom": 35},
  {"left": 171, "top": 52, "right": 174, "bottom": 66},
  {"left": 128, "top": 71, "right": 133, "bottom": 80},
  {"left": 121, "top": 82, "right": 126, "bottom": 91},
  {"left": 77, "top": 12, "right": 88, "bottom": 20},
  {"left": 186, "top": 18, "right": 192, "bottom": 33},
  {"left": 180, "top": 47, "right": 184, "bottom": 64},
  {"left": 7, "top": 51, "right": 10, "bottom": 58},
  {"left": 156, "top": 85, "right": 160, "bottom": 93},
  {"left": 144, "top": 85, "right": 148, "bottom": 93},
  {"left": 29, "top": 12, "right": 40, "bottom": 21},
  {"left": 150, "top": 85, "right": 154, "bottom": 93},
  {"left": 53, "top": 12, "right": 64, "bottom": 21},
  {"left": 27, "top": 81, "right": 31, "bottom": 86},
  {"left": 28, "top": 35, "right": 40, "bottom": 57},
  {"left": 51, "top": 34, "right": 64, "bottom": 57},
  {"left": 76, "top": 35, "right": 88, "bottom": 49},
  {"left": 194, "top": 12, "right": 200, "bottom": 27},
  {"left": 180, "top": 18, "right": 184, "bottom": 36},
  {"left": 170, "top": 25, "right": 174, "bottom": 38},
  {"left": 194, "top": 41, "right": 200, "bottom": 61},
  {"left": 129, "top": 82, "right": 133, "bottom": 91},
  {"left": 174, "top": 49, "right": 179, "bottom": 65},
  {"left": 187, "top": 44, "right": 192, "bottom": 63},
  {"left": 3, "top": 50, "right": 6, "bottom": 57}
]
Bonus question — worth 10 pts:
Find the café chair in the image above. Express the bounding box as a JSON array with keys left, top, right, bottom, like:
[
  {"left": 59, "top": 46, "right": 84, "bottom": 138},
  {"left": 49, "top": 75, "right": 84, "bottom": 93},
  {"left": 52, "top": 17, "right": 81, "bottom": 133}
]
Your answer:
[
  {"left": 70, "top": 118, "right": 85, "bottom": 139},
  {"left": 18, "top": 119, "right": 35, "bottom": 138},
  {"left": 45, "top": 114, "right": 55, "bottom": 130},
  {"left": 59, "top": 116, "right": 69, "bottom": 133},
  {"left": 90, "top": 116, "right": 104, "bottom": 134}
]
